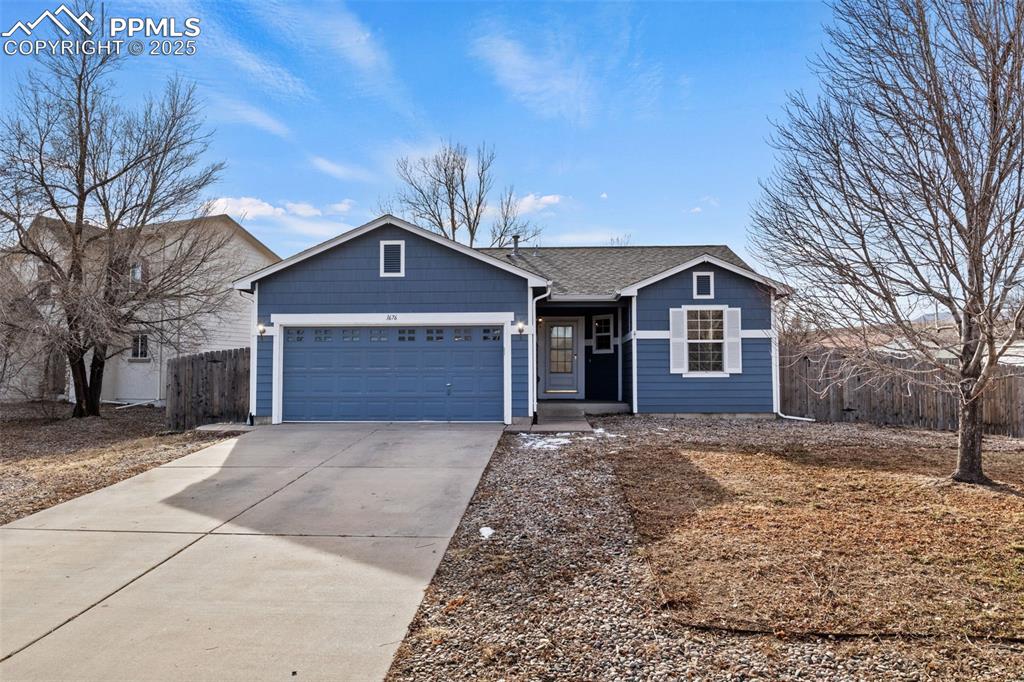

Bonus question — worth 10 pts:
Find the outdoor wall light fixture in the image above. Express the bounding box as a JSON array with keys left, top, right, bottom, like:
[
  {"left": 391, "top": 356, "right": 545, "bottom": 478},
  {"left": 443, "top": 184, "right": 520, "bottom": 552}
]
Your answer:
[
  {"left": 257, "top": 323, "right": 266, "bottom": 336},
  {"left": 516, "top": 321, "right": 526, "bottom": 334}
]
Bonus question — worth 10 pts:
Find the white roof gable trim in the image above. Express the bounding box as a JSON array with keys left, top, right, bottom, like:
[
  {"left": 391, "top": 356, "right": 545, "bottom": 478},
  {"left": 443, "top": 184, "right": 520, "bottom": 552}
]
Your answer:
[
  {"left": 233, "top": 215, "right": 549, "bottom": 291},
  {"left": 617, "top": 253, "right": 790, "bottom": 296}
]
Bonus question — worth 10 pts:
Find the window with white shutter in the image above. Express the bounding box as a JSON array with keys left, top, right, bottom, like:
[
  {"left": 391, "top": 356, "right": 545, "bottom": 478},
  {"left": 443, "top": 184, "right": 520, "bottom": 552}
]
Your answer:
[
  {"left": 669, "top": 306, "right": 742, "bottom": 376},
  {"left": 379, "top": 240, "right": 405, "bottom": 277}
]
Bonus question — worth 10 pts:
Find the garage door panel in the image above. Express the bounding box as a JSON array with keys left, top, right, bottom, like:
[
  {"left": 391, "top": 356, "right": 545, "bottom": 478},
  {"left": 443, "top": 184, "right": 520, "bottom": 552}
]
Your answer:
[
  {"left": 282, "top": 325, "right": 503, "bottom": 422},
  {"left": 365, "top": 350, "right": 392, "bottom": 369}
]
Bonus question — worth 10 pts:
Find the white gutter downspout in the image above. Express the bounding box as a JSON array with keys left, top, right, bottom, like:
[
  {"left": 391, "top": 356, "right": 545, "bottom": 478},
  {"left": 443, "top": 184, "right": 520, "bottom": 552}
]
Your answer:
[
  {"left": 529, "top": 283, "right": 552, "bottom": 415},
  {"left": 771, "top": 291, "right": 815, "bottom": 422}
]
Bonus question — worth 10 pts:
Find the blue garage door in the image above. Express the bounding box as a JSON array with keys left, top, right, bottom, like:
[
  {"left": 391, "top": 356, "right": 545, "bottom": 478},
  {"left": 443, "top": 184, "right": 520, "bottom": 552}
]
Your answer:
[{"left": 282, "top": 325, "right": 504, "bottom": 421}]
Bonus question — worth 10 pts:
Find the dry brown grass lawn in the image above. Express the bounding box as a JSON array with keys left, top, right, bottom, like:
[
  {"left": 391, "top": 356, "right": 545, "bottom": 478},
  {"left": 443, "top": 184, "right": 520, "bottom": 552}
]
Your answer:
[
  {"left": 1, "top": 401, "right": 237, "bottom": 524},
  {"left": 600, "top": 416, "right": 1024, "bottom": 640}
]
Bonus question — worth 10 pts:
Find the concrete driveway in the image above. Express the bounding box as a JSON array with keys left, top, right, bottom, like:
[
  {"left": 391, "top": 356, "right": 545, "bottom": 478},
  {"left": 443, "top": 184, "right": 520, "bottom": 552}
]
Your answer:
[{"left": 0, "top": 423, "right": 501, "bottom": 681}]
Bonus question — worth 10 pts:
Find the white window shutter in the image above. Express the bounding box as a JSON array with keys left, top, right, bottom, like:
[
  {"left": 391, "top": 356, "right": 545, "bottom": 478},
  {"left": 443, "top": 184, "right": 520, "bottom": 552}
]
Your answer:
[
  {"left": 724, "top": 308, "right": 742, "bottom": 374},
  {"left": 669, "top": 308, "right": 687, "bottom": 374}
]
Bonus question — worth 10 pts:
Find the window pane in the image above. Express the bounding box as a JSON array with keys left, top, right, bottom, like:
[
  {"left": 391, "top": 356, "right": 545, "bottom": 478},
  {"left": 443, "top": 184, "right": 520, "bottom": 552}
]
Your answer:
[
  {"left": 549, "top": 325, "right": 573, "bottom": 373},
  {"left": 687, "top": 342, "right": 724, "bottom": 372},
  {"left": 595, "top": 335, "right": 611, "bottom": 350},
  {"left": 686, "top": 310, "right": 723, "bottom": 341}
]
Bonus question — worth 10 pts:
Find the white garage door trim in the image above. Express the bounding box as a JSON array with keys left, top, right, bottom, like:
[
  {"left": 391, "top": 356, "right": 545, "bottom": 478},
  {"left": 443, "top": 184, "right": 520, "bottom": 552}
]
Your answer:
[{"left": 270, "top": 312, "right": 516, "bottom": 425}]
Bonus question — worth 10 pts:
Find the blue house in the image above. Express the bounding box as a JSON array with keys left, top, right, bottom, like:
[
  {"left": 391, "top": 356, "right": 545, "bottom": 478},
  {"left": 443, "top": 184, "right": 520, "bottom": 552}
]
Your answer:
[{"left": 232, "top": 215, "right": 788, "bottom": 425}]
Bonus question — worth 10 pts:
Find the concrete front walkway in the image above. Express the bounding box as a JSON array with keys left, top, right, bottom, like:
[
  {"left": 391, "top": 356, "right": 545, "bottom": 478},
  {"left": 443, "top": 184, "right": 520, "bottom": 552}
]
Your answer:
[{"left": 1, "top": 423, "right": 502, "bottom": 681}]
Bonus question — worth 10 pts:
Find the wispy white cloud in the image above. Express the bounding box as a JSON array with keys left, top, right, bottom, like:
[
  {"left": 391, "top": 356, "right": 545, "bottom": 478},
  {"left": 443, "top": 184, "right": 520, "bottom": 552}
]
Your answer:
[
  {"left": 211, "top": 97, "right": 291, "bottom": 138},
  {"left": 517, "top": 193, "right": 563, "bottom": 215},
  {"left": 209, "top": 196, "right": 354, "bottom": 239},
  {"left": 284, "top": 202, "right": 321, "bottom": 218},
  {"left": 327, "top": 199, "right": 356, "bottom": 214},
  {"left": 599, "top": 192, "right": 608, "bottom": 200},
  {"left": 208, "top": 196, "right": 284, "bottom": 219},
  {"left": 310, "top": 156, "right": 376, "bottom": 183},
  {"left": 242, "top": 1, "right": 407, "bottom": 111},
  {"left": 689, "top": 206, "right": 703, "bottom": 214},
  {"left": 700, "top": 195, "right": 720, "bottom": 207},
  {"left": 470, "top": 33, "right": 593, "bottom": 124},
  {"left": 202, "top": 29, "right": 311, "bottom": 101}
]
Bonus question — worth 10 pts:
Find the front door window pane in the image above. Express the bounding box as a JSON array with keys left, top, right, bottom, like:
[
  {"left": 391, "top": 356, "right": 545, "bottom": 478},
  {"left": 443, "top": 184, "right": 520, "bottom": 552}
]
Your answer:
[{"left": 549, "top": 325, "right": 573, "bottom": 373}]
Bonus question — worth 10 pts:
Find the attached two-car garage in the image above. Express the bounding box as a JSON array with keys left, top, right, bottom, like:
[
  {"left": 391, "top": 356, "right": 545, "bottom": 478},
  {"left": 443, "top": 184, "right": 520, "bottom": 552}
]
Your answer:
[{"left": 281, "top": 324, "right": 506, "bottom": 422}]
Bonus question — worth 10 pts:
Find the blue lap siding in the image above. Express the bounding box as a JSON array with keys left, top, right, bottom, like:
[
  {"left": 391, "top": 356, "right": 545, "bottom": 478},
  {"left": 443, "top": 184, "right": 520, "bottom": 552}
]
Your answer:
[
  {"left": 635, "top": 263, "right": 774, "bottom": 414},
  {"left": 253, "top": 224, "right": 529, "bottom": 419}
]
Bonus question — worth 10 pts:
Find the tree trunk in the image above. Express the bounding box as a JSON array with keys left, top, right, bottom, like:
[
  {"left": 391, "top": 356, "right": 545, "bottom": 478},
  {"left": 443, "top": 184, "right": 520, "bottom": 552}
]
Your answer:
[
  {"left": 952, "top": 395, "right": 989, "bottom": 484},
  {"left": 85, "top": 346, "right": 106, "bottom": 417},
  {"left": 68, "top": 350, "right": 89, "bottom": 418}
]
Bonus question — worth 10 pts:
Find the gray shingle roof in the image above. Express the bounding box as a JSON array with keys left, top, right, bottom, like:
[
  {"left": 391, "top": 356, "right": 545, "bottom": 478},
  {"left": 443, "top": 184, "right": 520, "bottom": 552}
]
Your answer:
[{"left": 478, "top": 245, "right": 755, "bottom": 296}]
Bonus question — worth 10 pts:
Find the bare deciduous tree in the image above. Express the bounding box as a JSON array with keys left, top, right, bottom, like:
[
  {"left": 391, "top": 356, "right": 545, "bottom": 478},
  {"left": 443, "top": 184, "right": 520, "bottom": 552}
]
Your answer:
[
  {"left": 751, "top": 0, "right": 1024, "bottom": 483},
  {"left": 0, "top": 30, "right": 230, "bottom": 418},
  {"left": 392, "top": 141, "right": 543, "bottom": 247},
  {"left": 490, "top": 186, "right": 543, "bottom": 248}
]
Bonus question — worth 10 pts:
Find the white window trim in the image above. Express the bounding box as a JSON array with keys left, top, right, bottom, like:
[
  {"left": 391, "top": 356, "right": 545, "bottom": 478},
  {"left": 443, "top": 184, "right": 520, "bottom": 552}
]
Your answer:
[
  {"left": 672, "top": 304, "right": 729, "bottom": 377},
  {"left": 379, "top": 240, "right": 405, "bottom": 277},
  {"left": 271, "top": 312, "right": 515, "bottom": 425},
  {"left": 692, "top": 271, "right": 714, "bottom": 299},
  {"left": 592, "top": 313, "right": 614, "bottom": 355},
  {"left": 129, "top": 333, "right": 151, "bottom": 362}
]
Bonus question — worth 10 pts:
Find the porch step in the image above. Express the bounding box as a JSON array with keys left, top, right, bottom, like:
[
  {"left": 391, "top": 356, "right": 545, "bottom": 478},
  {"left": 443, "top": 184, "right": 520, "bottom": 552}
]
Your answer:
[{"left": 536, "top": 400, "right": 630, "bottom": 422}]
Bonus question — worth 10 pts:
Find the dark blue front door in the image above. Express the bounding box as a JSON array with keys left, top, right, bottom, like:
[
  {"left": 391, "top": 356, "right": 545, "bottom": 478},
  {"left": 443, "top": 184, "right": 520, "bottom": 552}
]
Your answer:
[{"left": 282, "top": 325, "right": 503, "bottom": 421}]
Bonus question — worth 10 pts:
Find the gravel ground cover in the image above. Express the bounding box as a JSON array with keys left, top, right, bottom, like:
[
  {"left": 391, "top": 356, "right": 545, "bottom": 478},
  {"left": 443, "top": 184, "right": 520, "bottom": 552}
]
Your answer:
[
  {"left": 387, "top": 420, "right": 1024, "bottom": 681},
  {"left": 1, "top": 401, "right": 239, "bottom": 524}
]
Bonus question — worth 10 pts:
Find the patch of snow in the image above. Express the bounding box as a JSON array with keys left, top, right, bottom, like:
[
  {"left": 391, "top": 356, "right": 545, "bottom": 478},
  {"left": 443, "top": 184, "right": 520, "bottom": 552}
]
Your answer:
[
  {"left": 479, "top": 526, "right": 495, "bottom": 540},
  {"left": 518, "top": 434, "right": 572, "bottom": 450}
]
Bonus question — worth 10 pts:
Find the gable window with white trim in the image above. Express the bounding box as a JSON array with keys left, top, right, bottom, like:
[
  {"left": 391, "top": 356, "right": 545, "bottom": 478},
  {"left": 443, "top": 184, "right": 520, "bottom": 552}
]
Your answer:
[
  {"left": 692, "top": 271, "right": 714, "bottom": 299},
  {"left": 593, "top": 314, "right": 613, "bottom": 354},
  {"left": 379, "top": 240, "right": 405, "bottom": 277},
  {"left": 669, "top": 305, "right": 742, "bottom": 376}
]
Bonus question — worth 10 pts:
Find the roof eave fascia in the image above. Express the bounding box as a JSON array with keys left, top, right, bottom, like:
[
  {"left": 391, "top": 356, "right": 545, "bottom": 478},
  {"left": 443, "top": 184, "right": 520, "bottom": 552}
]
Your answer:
[
  {"left": 546, "top": 293, "right": 621, "bottom": 302},
  {"left": 232, "top": 214, "right": 547, "bottom": 291}
]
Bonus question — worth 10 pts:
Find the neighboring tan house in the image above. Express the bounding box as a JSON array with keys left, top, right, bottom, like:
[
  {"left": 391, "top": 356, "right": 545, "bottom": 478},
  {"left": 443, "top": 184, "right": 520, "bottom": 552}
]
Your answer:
[
  {"left": 0, "top": 214, "right": 278, "bottom": 405},
  {"left": 233, "top": 214, "right": 790, "bottom": 424}
]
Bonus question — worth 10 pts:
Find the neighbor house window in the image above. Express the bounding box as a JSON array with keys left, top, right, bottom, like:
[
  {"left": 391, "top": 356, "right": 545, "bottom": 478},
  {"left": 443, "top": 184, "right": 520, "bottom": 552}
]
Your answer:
[
  {"left": 370, "top": 328, "right": 388, "bottom": 342},
  {"left": 482, "top": 328, "right": 501, "bottom": 342},
  {"left": 693, "top": 272, "right": 714, "bottom": 299},
  {"left": 398, "top": 328, "right": 416, "bottom": 342},
  {"left": 131, "top": 334, "right": 149, "bottom": 360},
  {"left": 341, "top": 329, "right": 360, "bottom": 342},
  {"left": 686, "top": 309, "right": 724, "bottom": 372},
  {"left": 130, "top": 262, "right": 145, "bottom": 284},
  {"left": 453, "top": 328, "right": 471, "bottom": 342},
  {"left": 426, "top": 328, "right": 444, "bottom": 342},
  {"left": 379, "top": 240, "right": 405, "bottom": 277},
  {"left": 593, "top": 314, "right": 613, "bottom": 354}
]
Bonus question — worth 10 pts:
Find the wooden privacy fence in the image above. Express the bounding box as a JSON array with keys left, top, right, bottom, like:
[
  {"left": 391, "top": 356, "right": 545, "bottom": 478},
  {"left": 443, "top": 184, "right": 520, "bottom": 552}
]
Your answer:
[
  {"left": 780, "top": 346, "right": 1024, "bottom": 437},
  {"left": 165, "top": 347, "right": 250, "bottom": 430}
]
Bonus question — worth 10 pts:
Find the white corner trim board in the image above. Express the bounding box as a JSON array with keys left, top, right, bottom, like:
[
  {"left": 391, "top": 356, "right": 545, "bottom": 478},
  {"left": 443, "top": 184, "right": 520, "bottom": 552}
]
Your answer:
[{"left": 269, "top": 311, "right": 516, "bottom": 426}]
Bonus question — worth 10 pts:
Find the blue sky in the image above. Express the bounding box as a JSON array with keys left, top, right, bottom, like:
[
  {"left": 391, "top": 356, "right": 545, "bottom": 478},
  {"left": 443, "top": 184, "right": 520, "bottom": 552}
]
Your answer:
[{"left": 1, "top": 1, "right": 830, "bottom": 263}]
